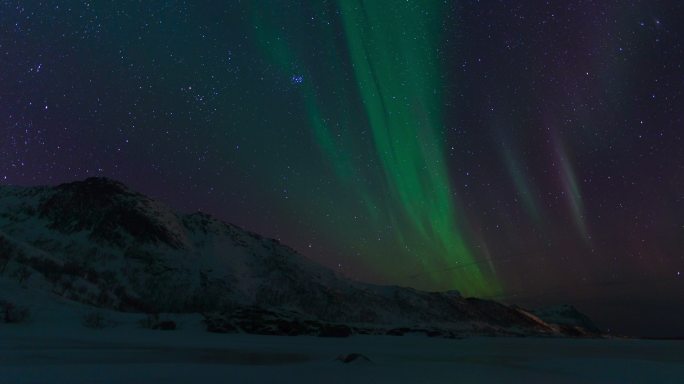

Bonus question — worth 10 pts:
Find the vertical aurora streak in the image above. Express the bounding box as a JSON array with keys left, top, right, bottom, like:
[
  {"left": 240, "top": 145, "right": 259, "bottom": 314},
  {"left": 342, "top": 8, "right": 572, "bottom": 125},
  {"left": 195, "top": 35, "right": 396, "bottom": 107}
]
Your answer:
[
  {"left": 555, "top": 138, "right": 590, "bottom": 242},
  {"left": 250, "top": 0, "right": 498, "bottom": 295},
  {"left": 500, "top": 143, "right": 543, "bottom": 224},
  {"left": 336, "top": 0, "right": 495, "bottom": 295}
]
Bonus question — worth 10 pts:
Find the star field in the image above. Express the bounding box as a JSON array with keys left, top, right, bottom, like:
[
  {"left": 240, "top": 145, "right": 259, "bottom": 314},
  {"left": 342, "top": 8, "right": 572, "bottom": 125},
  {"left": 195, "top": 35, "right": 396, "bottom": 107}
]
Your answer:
[{"left": 1, "top": 0, "right": 683, "bottom": 335}]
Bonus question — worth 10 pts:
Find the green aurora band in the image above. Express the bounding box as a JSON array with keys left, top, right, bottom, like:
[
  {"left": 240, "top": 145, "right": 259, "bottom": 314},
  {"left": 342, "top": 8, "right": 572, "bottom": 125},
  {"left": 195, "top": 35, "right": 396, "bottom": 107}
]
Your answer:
[
  {"left": 337, "top": 0, "right": 495, "bottom": 295},
  {"left": 252, "top": 1, "right": 499, "bottom": 296}
]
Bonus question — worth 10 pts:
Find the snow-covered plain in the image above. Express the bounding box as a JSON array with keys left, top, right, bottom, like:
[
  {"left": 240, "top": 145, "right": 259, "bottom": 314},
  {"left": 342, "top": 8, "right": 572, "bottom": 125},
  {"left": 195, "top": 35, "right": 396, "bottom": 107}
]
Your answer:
[{"left": 2, "top": 319, "right": 683, "bottom": 384}]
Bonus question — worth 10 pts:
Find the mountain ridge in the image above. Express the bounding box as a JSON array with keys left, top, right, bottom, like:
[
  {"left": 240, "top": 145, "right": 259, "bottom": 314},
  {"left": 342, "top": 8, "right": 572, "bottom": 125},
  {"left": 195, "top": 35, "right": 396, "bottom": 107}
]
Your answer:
[{"left": 0, "top": 177, "right": 601, "bottom": 337}]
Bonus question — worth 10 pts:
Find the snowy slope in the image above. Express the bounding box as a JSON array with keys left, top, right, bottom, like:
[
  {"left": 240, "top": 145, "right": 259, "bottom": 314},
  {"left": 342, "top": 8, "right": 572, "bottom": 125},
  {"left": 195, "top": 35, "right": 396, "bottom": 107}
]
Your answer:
[{"left": 0, "top": 177, "right": 598, "bottom": 336}]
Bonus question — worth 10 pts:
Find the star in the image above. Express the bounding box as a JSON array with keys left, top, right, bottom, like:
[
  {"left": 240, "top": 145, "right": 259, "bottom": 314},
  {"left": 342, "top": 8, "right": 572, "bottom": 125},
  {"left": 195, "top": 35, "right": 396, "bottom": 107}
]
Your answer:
[{"left": 290, "top": 75, "right": 304, "bottom": 84}]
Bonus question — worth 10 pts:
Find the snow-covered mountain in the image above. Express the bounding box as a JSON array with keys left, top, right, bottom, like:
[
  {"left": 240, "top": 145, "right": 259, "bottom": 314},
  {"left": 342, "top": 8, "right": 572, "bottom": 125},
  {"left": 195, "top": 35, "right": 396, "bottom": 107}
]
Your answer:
[
  {"left": 0, "top": 177, "right": 599, "bottom": 337},
  {"left": 530, "top": 305, "right": 601, "bottom": 335}
]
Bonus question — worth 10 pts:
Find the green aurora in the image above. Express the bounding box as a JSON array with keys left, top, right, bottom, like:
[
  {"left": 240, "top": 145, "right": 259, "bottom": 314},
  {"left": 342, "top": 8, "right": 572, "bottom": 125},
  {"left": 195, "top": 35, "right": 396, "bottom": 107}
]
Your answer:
[{"left": 252, "top": 0, "right": 498, "bottom": 296}]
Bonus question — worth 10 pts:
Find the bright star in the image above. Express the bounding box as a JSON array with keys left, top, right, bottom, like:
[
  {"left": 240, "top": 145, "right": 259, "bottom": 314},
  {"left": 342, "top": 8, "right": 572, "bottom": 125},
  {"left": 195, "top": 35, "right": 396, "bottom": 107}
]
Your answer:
[{"left": 290, "top": 75, "right": 304, "bottom": 84}]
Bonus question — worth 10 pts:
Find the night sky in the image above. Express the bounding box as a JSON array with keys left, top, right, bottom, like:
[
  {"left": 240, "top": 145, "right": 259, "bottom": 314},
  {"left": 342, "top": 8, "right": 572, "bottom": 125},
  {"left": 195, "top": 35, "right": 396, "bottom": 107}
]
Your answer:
[{"left": 1, "top": 1, "right": 683, "bottom": 336}]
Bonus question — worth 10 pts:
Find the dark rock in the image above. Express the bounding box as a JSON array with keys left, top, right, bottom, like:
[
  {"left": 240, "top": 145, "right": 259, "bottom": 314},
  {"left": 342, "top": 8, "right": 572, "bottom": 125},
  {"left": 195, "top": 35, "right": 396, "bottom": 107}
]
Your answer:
[
  {"left": 275, "top": 319, "right": 309, "bottom": 336},
  {"left": 318, "top": 324, "right": 352, "bottom": 338},
  {"left": 336, "top": 353, "right": 372, "bottom": 364},
  {"left": 426, "top": 330, "right": 444, "bottom": 337},
  {"left": 139, "top": 314, "right": 177, "bottom": 330},
  {"left": 203, "top": 313, "right": 238, "bottom": 334},
  {"left": 38, "top": 177, "right": 184, "bottom": 249},
  {"left": 0, "top": 300, "right": 30, "bottom": 323},
  {"left": 385, "top": 327, "right": 409, "bottom": 336}
]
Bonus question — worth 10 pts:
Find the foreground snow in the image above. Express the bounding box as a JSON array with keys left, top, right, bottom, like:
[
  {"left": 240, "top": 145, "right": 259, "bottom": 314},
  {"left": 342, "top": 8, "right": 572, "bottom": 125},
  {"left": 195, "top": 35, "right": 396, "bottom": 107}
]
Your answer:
[
  {"left": 2, "top": 320, "right": 682, "bottom": 384},
  {"left": 1, "top": 268, "right": 680, "bottom": 383}
]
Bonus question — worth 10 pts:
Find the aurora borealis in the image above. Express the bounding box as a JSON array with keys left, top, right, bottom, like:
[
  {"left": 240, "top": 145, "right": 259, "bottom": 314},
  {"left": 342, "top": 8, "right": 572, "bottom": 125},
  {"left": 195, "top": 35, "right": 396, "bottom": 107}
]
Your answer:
[
  {"left": 249, "top": 0, "right": 497, "bottom": 296},
  {"left": 1, "top": 1, "right": 683, "bottom": 335}
]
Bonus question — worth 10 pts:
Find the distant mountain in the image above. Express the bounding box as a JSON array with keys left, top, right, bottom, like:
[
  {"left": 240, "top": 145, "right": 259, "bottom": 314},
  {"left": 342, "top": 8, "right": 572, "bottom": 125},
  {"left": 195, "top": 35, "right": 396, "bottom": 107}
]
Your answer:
[
  {"left": 530, "top": 305, "right": 602, "bottom": 335},
  {"left": 0, "top": 177, "right": 600, "bottom": 337}
]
